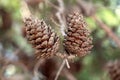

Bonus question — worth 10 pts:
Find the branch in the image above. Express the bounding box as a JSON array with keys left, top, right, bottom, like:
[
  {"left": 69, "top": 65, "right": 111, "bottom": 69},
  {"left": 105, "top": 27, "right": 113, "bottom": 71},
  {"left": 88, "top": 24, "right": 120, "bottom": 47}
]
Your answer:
[
  {"left": 33, "top": 58, "right": 46, "bottom": 79},
  {"left": 77, "top": 0, "right": 120, "bottom": 48},
  {"left": 63, "top": 69, "right": 77, "bottom": 80},
  {"left": 92, "top": 15, "right": 120, "bottom": 48},
  {"left": 55, "top": 52, "right": 76, "bottom": 61},
  {"left": 54, "top": 1, "right": 71, "bottom": 79},
  {"left": 45, "top": 0, "right": 59, "bottom": 10},
  {"left": 20, "top": 0, "right": 32, "bottom": 21},
  {"left": 56, "top": 0, "right": 66, "bottom": 36},
  {"left": 54, "top": 59, "right": 66, "bottom": 80}
]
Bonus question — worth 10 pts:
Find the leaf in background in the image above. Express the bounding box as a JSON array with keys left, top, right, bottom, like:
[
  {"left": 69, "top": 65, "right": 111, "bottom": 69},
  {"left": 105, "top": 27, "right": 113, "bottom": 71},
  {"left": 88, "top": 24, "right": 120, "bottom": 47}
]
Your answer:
[
  {"left": 96, "top": 29, "right": 105, "bottom": 38},
  {"left": 0, "top": 0, "right": 20, "bottom": 20},
  {"left": 0, "top": 0, "right": 20, "bottom": 11},
  {"left": 102, "top": 39, "right": 110, "bottom": 48},
  {"left": 96, "top": 8, "right": 119, "bottom": 27},
  {"left": 86, "top": 17, "right": 97, "bottom": 31},
  {"left": 115, "top": 7, "right": 120, "bottom": 20},
  {"left": 82, "top": 55, "right": 94, "bottom": 67},
  {"left": 77, "top": 69, "right": 91, "bottom": 80}
]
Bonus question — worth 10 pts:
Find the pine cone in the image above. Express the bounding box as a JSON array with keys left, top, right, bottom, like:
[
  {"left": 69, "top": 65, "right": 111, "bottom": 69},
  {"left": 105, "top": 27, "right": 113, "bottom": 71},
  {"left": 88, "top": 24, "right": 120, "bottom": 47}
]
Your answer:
[
  {"left": 106, "top": 60, "right": 120, "bottom": 80},
  {"left": 24, "top": 16, "right": 59, "bottom": 59},
  {"left": 64, "top": 12, "right": 93, "bottom": 57}
]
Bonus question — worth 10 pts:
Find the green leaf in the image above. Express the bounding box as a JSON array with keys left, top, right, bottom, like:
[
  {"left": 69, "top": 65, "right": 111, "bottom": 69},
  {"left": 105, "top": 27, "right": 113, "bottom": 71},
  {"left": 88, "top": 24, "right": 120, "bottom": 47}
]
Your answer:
[
  {"left": 85, "top": 17, "right": 97, "bottom": 31},
  {"left": 96, "top": 8, "right": 119, "bottom": 27},
  {"left": 96, "top": 29, "right": 106, "bottom": 38}
]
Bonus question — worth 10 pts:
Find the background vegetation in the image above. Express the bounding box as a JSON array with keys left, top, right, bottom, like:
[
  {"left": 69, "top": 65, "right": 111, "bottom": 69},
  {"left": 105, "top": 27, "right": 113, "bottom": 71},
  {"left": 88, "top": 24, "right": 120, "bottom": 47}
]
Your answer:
[{"left": 0, "top": 0, "right": 120, "bottom": 80}]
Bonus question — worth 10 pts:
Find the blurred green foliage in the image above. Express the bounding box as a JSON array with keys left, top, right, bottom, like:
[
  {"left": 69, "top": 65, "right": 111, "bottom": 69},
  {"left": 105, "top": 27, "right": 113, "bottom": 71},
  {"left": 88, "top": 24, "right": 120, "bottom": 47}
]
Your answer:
[
  {"left": 0, "top": 0, "right": 120, "bottom": 80},
  {"left": 96, "top": 8, "right": 119, "bottom": 27},
  {"left": 0, "top": 0, "right": 20, "bottom": 20}
]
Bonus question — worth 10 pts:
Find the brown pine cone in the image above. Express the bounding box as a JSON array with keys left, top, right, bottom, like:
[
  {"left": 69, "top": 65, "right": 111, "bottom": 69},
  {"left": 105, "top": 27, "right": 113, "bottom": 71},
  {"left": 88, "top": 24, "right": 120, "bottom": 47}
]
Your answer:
[
  {"left": 64, "top": 12, "right": 93, "bottom": 57},
  {"left": 24, "top": 16, "right": 59, "bottom": 59},
  {"left": 106, "top": 60, "right": 120, "bottom": 80}
]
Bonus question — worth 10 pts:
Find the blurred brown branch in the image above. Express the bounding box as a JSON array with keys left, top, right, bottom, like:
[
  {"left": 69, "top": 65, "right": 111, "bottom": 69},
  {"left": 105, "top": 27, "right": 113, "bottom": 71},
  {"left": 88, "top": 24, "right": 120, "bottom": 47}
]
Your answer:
[
  {"left": 63, "top": 69, "right": 77, "bottom": 80},
  {"left": 56, "top": 0, "right": 66, "bottom": 36},
  {"left": 77, "top": 0, "right": 120, "bottom": 48},
  {"left": 33, "top": 58, "right": 46, "bottom": 79},
  {"left": 92, "top": 15, "right": 120, "bottom": 48},
  {"left": 77, "top": 0, "right": 96, "bottom": 16},
  {"left": 0, "top": 8, "right": 12, "bottom": 31}
]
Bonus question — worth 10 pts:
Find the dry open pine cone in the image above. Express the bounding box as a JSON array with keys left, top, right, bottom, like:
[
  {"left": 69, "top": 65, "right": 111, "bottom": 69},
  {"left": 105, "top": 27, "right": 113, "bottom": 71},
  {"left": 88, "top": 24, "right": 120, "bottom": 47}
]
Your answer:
[
  {"left": 64, "top": 12, "right": 93, "bottom": 57},
  {"left": 24, "top": 16, "right": 59, "bottom": 59},
  {"left": 106, "top": 60, "right": 120, "bottom": 80}
]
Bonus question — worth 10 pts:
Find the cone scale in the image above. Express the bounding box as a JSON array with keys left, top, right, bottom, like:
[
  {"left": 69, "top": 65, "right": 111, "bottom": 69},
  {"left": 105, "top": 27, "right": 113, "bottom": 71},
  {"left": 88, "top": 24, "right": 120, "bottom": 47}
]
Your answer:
[
  {"left": 64, "top": 12, "right": 93, "bottom": 57},
  {"left": 24, "top": 16, "right": 59, "bottom": 59}
]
